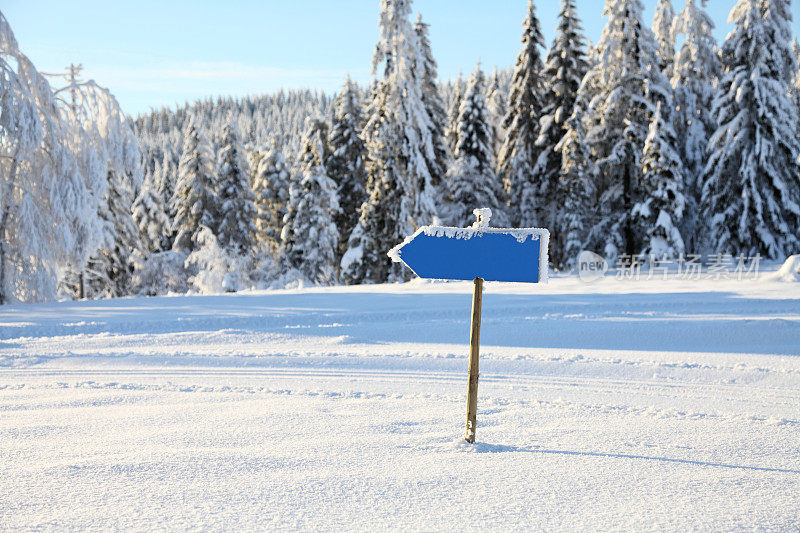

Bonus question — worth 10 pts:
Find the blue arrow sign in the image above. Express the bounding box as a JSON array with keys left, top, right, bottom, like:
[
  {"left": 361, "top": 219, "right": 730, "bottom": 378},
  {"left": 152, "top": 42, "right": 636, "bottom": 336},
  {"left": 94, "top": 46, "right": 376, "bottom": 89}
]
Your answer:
[{"left": 389, "top": 225, "right": 550, "bottom": 283}]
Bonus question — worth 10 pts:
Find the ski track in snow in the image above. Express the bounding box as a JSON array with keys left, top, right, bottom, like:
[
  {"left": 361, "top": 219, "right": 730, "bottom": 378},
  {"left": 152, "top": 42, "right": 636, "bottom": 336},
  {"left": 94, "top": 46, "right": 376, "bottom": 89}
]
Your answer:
[{"left": 1, "top": 275, "right": 799, "bottom": 530}]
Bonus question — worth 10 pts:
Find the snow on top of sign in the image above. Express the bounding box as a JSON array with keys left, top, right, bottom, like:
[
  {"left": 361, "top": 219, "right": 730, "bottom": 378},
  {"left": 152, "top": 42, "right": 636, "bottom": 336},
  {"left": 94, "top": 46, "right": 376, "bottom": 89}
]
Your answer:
[
  {"left": 421, "top": 225, "right": 547, "bottom": 244},
  {"left": 387, "top": 223, "right": 550, "bottom": 283},
  {"left": 471, "top": 208, "right": 493, "bottom": 229}
]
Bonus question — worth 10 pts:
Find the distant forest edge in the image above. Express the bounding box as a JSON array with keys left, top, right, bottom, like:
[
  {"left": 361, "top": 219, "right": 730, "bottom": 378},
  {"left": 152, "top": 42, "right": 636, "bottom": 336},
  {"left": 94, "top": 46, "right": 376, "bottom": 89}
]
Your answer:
[{"left": 2, "top": 0, "right": 800, "bottom": 303}]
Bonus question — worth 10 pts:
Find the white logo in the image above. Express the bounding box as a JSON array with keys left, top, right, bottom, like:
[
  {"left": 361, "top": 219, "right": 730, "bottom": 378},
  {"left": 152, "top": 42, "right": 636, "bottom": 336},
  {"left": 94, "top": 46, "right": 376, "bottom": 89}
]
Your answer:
[{"left": 577, "top": 251, "right": 608, "bottom": 283}]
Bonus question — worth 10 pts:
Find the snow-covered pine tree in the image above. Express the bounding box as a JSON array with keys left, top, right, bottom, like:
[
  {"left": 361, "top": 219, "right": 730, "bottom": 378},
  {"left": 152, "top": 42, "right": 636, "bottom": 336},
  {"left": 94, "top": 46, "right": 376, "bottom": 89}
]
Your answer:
[
  {"left": 552, "top": 36, "right": 603, "bottom": 269},
  {"left": 486, "top": 68, "right": 508, "bottom": 162},
  {"left": 185, "top": 227, "right": 231, "bottom": 294},
  {"left": 347, "top": 98, "right": 411, "bottom": 284},
  {"left": 215, "top": 123, "right": 257, "bottom": 256},
  {"left": 343, "top": 75, "right": 391, "bottom": 286},
  {"left": 354, "top": 0, "right": 439, "bottom": 283},
  {"left": 151, "top": 156, "right": 163, "bottom": 202},
  {"left": 556, "top": 102, "right": 594, "bottom": 268},
  {"left": 159, "top": 151, "right": 177, "bottom": 213},
  {"left": 327, "top": 76, "right": 367, "bottom": 261},
  {"left": 671, "top": 0, "right": 720, "bottom": 253},
  {"left": 534, "top": 0, "right": 589, "bottom": 263},
  {"left": 791, "top": 38, "right": 800, "bottom": 112},
  {"left": 171, "top": 116, "right": 219, "bottom": 253},
  {"left": 701, "top": 0, "right": 800, "bottom": 258},
  {"left": 132, "top": 170, "right": 170, "bottom": 254},
  {"left": 84, "top": 169, "right": 142, "bottom": 298},
  {"left": 762, "top": 0, "right": 798, "bottom": 113},
  {"left": 414, "top": 14, "right": 449, "bottom": 190},
  {"left": 131, "top": 249, "right": 189, "bottom": 296},
  {"left": 577, "top": 0, "right": 671, "bottom": 261},
  {"left": 635, "top": 102, "right": 686, "bottom": 259},
  {"left": 339, "top": 221, "right": 368, "bottom": 285},
  {"left": 653, "top": 0, "right": 676, "bottom": 79},
  {"left": 762, "top": 0, "right": 794, "bottom": 57},
  {"left": 159, "top": 151, "right": 179, "bottom": 249},
  {"left": 445, "top": 64, "right": 507, "bottom": 227},
  {"left": 281, "top": 118, "right": 340, "bottom": 284},
  {"left": 133, "top": 90, "right": 333, "bottom": 201},
  {"left": 251, "top": 138, "right": 290, "bottom": 256},
  {"left": 497, "top": 0, "right": 546, "bottom": 227},
  {"left": 371, "top": 0, "right": 438, "bottom": 225},
  {"left": 446, "top": 73, "right": 465, "bottom": 155}
]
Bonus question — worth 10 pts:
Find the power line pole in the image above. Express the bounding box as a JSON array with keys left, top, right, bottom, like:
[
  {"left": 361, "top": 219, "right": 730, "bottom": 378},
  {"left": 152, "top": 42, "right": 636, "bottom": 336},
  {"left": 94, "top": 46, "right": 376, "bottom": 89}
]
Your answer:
[
  {"left": 67, "top": 63, "right": 83, "bottom": 115},
  {"left": 68, "top": 64, "right": 86, "bottom": 300}
]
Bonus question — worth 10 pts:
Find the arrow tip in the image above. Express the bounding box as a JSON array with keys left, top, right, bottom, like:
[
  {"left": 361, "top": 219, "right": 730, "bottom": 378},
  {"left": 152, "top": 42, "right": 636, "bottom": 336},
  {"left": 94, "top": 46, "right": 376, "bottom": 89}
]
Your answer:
[{"left": 387, "top": 231, "right": 418, "bottom": 264}]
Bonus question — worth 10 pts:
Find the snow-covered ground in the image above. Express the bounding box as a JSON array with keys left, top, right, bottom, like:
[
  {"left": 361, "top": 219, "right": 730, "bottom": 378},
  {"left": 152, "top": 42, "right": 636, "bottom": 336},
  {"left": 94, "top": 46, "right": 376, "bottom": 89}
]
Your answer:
[{"left": 2, "top": 273, "right": 800, "bottom": 530}]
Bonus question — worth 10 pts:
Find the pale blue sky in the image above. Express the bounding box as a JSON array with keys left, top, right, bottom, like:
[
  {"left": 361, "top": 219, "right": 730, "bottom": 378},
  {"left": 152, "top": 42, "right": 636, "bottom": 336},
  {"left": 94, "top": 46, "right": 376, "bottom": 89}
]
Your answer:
[{"left": 4, "top": 1, "right": 799, "bottom": 116}]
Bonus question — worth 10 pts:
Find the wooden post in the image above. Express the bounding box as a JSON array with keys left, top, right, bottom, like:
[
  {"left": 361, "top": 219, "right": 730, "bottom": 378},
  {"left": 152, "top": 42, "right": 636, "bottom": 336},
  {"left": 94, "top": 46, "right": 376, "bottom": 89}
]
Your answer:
[{"left": 465, "top": 277, "right": 483, "bottom": 443}]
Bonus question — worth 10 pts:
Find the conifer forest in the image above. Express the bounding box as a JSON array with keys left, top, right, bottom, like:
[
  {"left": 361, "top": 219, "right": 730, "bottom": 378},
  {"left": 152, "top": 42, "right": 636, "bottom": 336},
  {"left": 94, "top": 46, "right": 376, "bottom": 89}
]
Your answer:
[{"left": 3, "top": 0, "right": 800, "bottom": 303}]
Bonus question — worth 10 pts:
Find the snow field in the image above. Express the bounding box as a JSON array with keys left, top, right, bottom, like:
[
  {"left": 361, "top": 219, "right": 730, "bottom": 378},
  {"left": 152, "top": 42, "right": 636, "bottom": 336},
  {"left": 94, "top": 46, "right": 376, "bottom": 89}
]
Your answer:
[{"left": 1, "top": 274, "right": 800, "bottom": 530}]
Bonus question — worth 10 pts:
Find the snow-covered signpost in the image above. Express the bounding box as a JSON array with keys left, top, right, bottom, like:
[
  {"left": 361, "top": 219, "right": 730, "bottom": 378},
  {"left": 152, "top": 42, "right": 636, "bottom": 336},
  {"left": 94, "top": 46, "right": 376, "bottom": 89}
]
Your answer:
[{"left": 389, "top": 209, "right": 549, "bottom": 443}]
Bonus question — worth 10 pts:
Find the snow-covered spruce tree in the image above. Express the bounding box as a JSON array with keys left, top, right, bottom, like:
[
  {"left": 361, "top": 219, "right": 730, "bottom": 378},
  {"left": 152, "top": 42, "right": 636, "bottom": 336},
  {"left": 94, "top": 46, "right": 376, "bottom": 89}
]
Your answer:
[
  {"left": 345, "top": 91, "right": 411, "bottom": 284},
  {"left": 251, "top": 137, "right": 290, "bottom": 256},
  {"left": 327, "top": 76, "right": 367, "bottom": 261},
  {"left": 84, "top": 169, "right": 142, "bottom": 299},
  {"left": 446, "top": 73, "right": 465, "bottom": 155},
  {"left": 534, "top": 0, "right": 588, "bottom": 263},
  {"left": 701, "top": 0, "right": 800, "bottom": 258},
  {"left": 791, "top": 38, "right": 800, "bottom": 113},
  {"left": 497, "top": 0, "right": 546, "bottom": 227},
  {"left": 671, "top": 0, "right": 720, "bottom": 253},
  {"left": 132, "top": 249, "right": 189, "bottom": 296},
  {"left": 635, "top": 102, "right": 686, "bottom": 259},
  {"left": 414, "top": 14, "right": 449, "bottom": 190},
  {"left": 556, "top": 102, "right": 594, "bottom": 268},
  {"left": 486, "top": 68, "right": 508, "bottom": 163},
  {"left": 281, "top": 118, "right": 340, "bottom": 285},
  {"left": 577, "top": 0, "right": 671, "bottom": 261},
  {"left": 147, "top": 155, "right": 163, "bottom": 212},
  {"left": 353, "top": 0, "right": 439, "bottom": 283},
  {"left": 171, "top": 116, "right": 219, "bottom": 253},
  {"left": 371, "top": 0, "right": 438, "bottom": 227},
  {"left": 652, "top": 0, "right": 676, "bottom": 79},
  {"left": 157, "top": 151, "right": 178, "bottom": 245},
  {"left": 762, "top": 0, "right": 794, "bottom": 58},
  {"left": 133, "top": 155, "right": 171, "bottom": 257},
  {"left": 133, "top": 90, "right": 334, "bottom": 203},
  {"left": 185, "top": 226, "right": 234, "bottom": 294},
  {"left": 762, "top": 0, "right": 798, "bottom": 114},
  {"left": 339, "top": 221, "right": 368, "bottom": 285},
  {"left": 215, "top": 123, "right": 257, "bottom": 256},
  {"left": 445, "top": 64, "right": 507, "bottom": 227},
  {"left": 242, "top": 147, "right": 280, "bottom": 289},
  {"left": 132, "top": 171, "right": 170, "bottom": 254}
]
